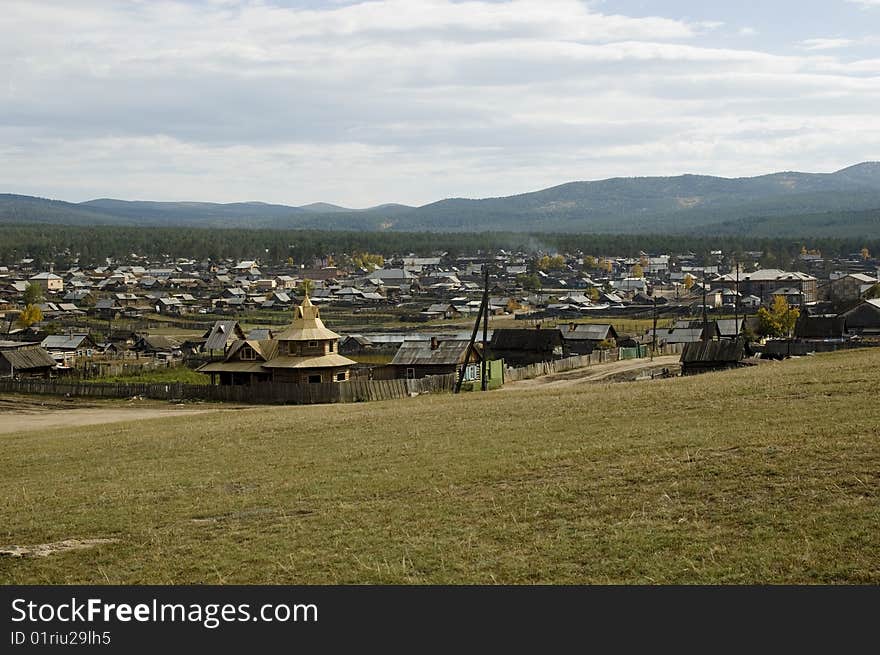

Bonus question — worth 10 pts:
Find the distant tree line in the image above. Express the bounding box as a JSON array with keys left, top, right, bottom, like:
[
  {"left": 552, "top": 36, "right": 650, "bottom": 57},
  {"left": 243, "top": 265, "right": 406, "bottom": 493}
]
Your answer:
[{"left": 1, "top": 223, "right": 877, "bottom": 270}]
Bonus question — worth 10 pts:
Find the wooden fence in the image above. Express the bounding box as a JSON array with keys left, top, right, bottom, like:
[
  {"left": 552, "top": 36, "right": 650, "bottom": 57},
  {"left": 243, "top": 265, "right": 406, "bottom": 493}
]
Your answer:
[
  {"left": 504, "top": 343, "right": 684, "bottom": 383},
  {"left": 0, "top": 374, "right": 456, "bottom": 406}
]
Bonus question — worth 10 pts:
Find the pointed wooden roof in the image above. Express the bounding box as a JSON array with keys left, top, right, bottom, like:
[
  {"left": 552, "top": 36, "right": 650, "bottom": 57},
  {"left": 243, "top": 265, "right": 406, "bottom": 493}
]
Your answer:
[{"left": 274, "top": 295, "right": 341, "bottom": 342}]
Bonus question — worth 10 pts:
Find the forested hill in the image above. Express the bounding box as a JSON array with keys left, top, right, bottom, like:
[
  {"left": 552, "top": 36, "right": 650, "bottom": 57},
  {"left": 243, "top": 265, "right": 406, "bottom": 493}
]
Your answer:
[{"left": 2, "top": 162, "right": 880, "bottom": 237}]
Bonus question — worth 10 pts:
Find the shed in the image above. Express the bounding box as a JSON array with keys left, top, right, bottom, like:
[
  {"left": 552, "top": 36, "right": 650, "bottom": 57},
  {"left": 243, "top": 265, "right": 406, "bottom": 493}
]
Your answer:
[
  {"left": 680, "top": 340, "right": 745, "bottom": 375},
  {"left": 561, "top": 323, "right": 618, "bottom": 355},
  {"left": 0, "top": 344, "right": 57, "bottom": 378},
  {"left": 489, "top": 328, "right": 563, "bottom": 366}
]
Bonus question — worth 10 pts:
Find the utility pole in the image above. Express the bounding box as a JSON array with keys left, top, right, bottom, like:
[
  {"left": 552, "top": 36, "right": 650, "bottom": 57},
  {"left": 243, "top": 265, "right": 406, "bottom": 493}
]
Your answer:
[
  {"left": 651, "top": 295, "right": 657, "bottom": 361},
  {"left": 481, "top": 265, "right": 489, "bottom": 391},
  {"left": 701, "top": 270, "right": 709, "bottom": 341},
  {"left": 734, "top": 260, "right": 740, "bottom": 341},
  {"left": 455, "top": 265, "right": 489, "bottom": 394}
]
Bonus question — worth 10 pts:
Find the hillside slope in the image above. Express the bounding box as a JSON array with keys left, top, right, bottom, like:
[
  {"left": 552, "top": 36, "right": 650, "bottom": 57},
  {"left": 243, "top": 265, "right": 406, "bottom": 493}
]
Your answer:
[
  {"left": 3, "top": 162, "right": 880, "bottom": 235},
  {"left": 1, "top": 349, "right": 878, "bottom": 584}
]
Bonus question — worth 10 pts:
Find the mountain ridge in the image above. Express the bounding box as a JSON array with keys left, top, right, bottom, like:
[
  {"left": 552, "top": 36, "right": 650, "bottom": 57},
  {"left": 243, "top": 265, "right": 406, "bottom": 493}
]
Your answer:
[{"left": 2, "top": 162, "right": 879, "bottom": 237}]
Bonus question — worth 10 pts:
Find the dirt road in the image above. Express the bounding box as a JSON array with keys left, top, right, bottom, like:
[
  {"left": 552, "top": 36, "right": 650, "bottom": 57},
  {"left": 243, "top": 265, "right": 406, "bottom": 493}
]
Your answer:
[
  {"left": 503, "top": 354, "right": 681, "bottom": 391},
  {"left": 0, "top": 396, "right": 235, "bottom": 435}
]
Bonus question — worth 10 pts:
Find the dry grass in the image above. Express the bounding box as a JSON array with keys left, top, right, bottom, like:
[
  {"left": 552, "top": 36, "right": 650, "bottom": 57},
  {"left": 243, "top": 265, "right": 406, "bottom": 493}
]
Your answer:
[{"left": 1, "top": 349, "right": 878, "bottom": 584}]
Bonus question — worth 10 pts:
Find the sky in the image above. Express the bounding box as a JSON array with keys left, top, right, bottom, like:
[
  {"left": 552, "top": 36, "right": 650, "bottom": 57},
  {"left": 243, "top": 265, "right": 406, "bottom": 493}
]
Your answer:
[{"left": 2, "top": 0, "right": 880, "bottom": 207}]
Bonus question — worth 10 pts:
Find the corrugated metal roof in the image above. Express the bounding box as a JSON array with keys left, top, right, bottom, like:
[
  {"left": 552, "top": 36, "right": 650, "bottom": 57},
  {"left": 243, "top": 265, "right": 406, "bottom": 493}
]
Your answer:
[
  {"left": 41, "top": 335, "right": 92, "bottom": 350},
  {"left": 665, "top": 329, "right": 705, "bottom": 344},
  {"left": 390, "top": 340, "right": 476, "bottom": 366},
  {"left": 715, "top": 319, "right": 744, "bottom": 337},
  {"left": 203, "top": 320, "right": 243, "bottom": 351},
  {"left": 563, "top": 324, "right": 614, "bottom": 341}
]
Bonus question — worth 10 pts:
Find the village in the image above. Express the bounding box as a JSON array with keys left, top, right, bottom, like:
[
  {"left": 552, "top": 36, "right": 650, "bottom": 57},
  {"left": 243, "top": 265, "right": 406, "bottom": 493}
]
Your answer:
[{"left": 1, "top": 245, "right": 879, "bottom": 399}]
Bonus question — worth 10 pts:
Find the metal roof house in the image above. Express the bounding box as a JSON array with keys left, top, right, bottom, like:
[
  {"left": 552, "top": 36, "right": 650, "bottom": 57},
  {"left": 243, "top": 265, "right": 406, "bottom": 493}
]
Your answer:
[
  {"left": 202, "top": 320, "right": 246, "bottom": 354},
  {"left": 561, "top": 323, "right": 619, "bottom": 355},
  {"left": 385, "top": 338, "right": 482, "bottom": 380},
  {"left": 715, "top": 269, "right": 818, "bottom": 304},
  {"left": 40, "top": 334, "right": 98, "bottom": 359}
]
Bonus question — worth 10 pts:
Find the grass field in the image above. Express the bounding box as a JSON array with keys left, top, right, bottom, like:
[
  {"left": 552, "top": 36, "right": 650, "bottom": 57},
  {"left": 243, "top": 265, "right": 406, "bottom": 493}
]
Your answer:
[
  {"left": 85, "top": 366, "right": 212, "bottom": 385},
  {"left": 1, "top": 349, "right": 878, "bottom": 584}
]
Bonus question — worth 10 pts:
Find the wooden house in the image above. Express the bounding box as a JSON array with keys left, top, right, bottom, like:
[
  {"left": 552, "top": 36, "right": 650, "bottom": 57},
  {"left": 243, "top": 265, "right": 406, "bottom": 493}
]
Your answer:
[
  {"left": 795, "top": 315, "right": 846, "bottom": 340},
  {"left": 198, "top": 296, "right": 356, "bottom": 385},
  {"left": 680, "top": 340, "right": 745, "bottom": 375},
  {"left": 489, "top": 328, "right": 563, "bottom": 366},
  {"left": 561, "top": 323, "right": 618, "bottom": 355},
  {"left": 385, "top": 338, "right": 482, "bottom": 380},
  {"left": 202, "top": 320, "right": 246, "bottom": 356},
  {"left": 0, "top": 342, "right": 57, "bottom": 378},
  {"left": 841, "top": 298, "right": 880, "bottom": 336},
  {"left": 40, "top": 334, "right": 98, "bottom": 364}
]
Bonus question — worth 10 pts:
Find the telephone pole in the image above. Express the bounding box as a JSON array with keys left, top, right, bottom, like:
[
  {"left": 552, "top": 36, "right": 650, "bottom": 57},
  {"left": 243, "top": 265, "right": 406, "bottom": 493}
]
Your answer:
[
  {"left": 455, "top": 264, "right": 490, "bottom": 394},
  {"left": 481, "top": 265, "right": 489, "bottom": 391},
  {"left": 701, "top": 270, "right": 709, "bottom": 341},
  {"left": 734, "top": 260, "right": 740, "bottom": 341},
  {"left": 651, "top": 295, "right": 657, "bottom": 361}
]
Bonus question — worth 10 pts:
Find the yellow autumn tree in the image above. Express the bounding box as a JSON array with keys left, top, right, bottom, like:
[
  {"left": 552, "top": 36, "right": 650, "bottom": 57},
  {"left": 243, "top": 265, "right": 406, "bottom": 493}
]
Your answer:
[
  {"left": 16, "top": 304, "right": 43, "bottom": 328},
  {"left": 352, "top": 252, "right": 384, "bottom": 270},
  {"left": 756, "top": 296, "right": 800, "bottom": 338}
]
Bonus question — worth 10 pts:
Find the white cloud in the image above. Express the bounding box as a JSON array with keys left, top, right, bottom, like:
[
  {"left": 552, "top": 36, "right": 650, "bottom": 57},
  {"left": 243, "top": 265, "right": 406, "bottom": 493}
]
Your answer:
[
  {"left": 1, "top": 0, "right": 878, "bottom": 205},
  {"left": 799, "top": 38, "right": 855, "bottom": 50}
]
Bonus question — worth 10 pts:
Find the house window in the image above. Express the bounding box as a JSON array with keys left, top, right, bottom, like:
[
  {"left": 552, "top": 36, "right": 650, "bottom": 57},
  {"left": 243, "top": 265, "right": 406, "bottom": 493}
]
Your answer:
[
  {"left": 336, "top": 372, "right": 346, "bottom": 381},
  {"left": 406, "top": 368, "right": 416, "bottom": 379},
  {"left": 329, "top": 341, "right": 334, "bottom": 352},
  {"left": 308, "top": 374, "right": 322, "bottom": 384},
  {"left": 279, "top": 342, "right": 288, "bottom": 355},
  {"left": 240, "top": 346, "right": 256, "bottom": 360},
  {"left": 308, "top": 340, "right": 319, "bottom": 348}
]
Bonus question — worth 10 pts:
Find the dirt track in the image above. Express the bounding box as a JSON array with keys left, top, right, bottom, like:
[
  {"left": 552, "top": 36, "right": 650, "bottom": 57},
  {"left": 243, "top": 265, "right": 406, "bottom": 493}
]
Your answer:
[
  {"left": 503, "top": 355, "right": 681, "bottom": 391},
  {"left": 0, "top": 396, "right": 232, "bottom": 435}
]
